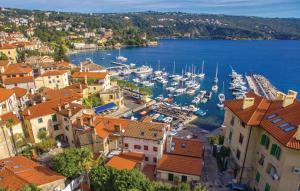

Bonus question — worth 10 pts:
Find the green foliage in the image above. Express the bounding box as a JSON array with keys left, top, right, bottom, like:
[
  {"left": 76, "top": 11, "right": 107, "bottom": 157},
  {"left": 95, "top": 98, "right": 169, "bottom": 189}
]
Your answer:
[
  {"left": 208, "top": 135, "right": 224, "bottom": 146},
  {"left": 89, "top": 166, "right": 207, "bottom": 191},
  {"left": 35, "top": 138, "right": 56, "bottom": 153},
  {"left": 115, "top": 79, "right": 152, "bottom": 96},
  {"left": 83, "top": 93, "right": 103, "bottom": 108},
  {"left": 0, "top": 52, "right": 8, "bottom": 60},
  {"left": 19, "top": 184, "right": 41, "bottom": 191},
  {"left": 54, "top": 44, "right": 69, "bottom": 61},
  {"left": 37, "top": 129, "right": 47, "bottom": 141},
  {"left": 52, "top": 147, "right": 95, "bottom": 178}
]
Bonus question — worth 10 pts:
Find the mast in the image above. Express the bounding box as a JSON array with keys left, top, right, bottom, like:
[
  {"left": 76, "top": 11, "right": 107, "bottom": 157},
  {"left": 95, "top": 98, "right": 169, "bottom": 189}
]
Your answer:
[
  {"left": 173, "top": 61, "right": 176, "bottom": 74},
  {"left": 215, "top": 64, "right": 218, "bottom": 78},
  {"left": 202, "top": 60, "right": 204, "bottom": 74},
  {"left": 158, "top": 60, "right": 160, "bottom": 71}
]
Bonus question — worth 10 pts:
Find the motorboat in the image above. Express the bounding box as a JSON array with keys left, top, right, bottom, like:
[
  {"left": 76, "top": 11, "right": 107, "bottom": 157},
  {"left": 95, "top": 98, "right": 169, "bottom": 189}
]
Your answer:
[
  {"left": 217, "top": 102, "right": 224, "bottom": 109},
  {"left": 194, "top": 109, "right": 207, "bottom": 116},
  {"left": 134, "top": 65, "right": 153, "bottom": 76},
  {"left": 192, "top": 97, "right": 201, "bottom": 104},
  {"left": 205, "top": 91, "right": 212, "bottom": 99},
  {"left": 132, "top": 78, "right": 141, "bottom": 84},
  {"left": 175, "top": 88, "right": 186, "bottom": 94},
  {"left": 171, "top": 81, "right": 179, "bottom": 86},
  {"left": 188, "top": 105, "right": 199, "bottom": 112},
  {"left": 142, "top": 81, "right": 154, "bottom": 87},
  {"left": 212, "top": 84, "right": 218, "bottom": 92},
  {"left": 218, "top": 81, "right": 225, "bottom": 102},
  {"left": 166, "top": 87, "right": 176, "bottom": 92},
  {"left": 186, "top": 89, "right": 196, "bottom": 95}
]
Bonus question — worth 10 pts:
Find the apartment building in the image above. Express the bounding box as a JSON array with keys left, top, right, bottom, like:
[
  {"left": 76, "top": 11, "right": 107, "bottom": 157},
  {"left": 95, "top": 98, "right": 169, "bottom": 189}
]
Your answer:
[
  {"left": 0, "top": 88, "right": 18, "bottom": 115},
  {"left": 35, "top": 70, "right": 69, "bottom": 89},
  {"left": 72, "top": 72, "right": 111, "bottom": 94},
  {"left": 11, "top": 87, "right": 29, "bottom": 108},
  {"left": 0, "top": 44, "right": 17, "bottom": 63},
  {"left": 224, "top": 91, "right": 300, "bottom": 191}
]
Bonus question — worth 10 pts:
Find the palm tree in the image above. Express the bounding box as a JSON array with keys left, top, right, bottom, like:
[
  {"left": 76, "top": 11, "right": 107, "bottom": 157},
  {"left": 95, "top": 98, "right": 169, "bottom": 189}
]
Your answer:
[{"left": 6, "top": 118, "right": 18, "bottom": 155}]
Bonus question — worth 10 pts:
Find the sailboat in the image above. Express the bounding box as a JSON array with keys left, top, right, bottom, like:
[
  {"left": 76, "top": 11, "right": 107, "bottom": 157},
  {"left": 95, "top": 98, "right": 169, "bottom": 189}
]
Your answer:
[
  {"left": 212, "top": 64, "right": 219, "bottom": 92},
  {"left": 198, "top": 60, "right": 205, "bottom": 79},
  {"left": 217, "top": 81, "right": 225, "bottom": 109},
  {"left": 116, "top": 48, "right": 128, "bottom": 62}
]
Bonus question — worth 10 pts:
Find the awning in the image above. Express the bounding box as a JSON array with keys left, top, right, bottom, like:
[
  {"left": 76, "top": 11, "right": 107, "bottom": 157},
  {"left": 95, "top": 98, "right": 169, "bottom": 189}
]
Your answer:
[{"left": 94, "top": 102, "right": 118, "bottom": 114}]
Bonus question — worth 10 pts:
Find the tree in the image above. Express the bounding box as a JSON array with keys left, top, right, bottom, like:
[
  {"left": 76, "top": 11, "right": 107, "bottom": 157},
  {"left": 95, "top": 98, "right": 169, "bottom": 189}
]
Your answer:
[
  {"left": 54, "top": 44, "right": 68, "bottom": 61},
  {"left": 19, "top": 184, "right": 41, "bottom": 191},
  {"left": 52, "top": 148, "right": 96, "bottom": 178}
]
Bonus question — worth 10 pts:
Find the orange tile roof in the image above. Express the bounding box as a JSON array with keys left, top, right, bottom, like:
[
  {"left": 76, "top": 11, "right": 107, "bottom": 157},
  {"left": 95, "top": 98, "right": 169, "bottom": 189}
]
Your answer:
[
  {"left": 72, "top": 72, "right": 107, "bottom": 79},
  {"left": 0, "top": 156, "right": 65, "bottom": 191},
  {"left": 42, "top": 88, "right": 82, "bottom": 101},
  {"left": 0, "top": 88, "right": 14, "bottom": 102},
  {"left": 40, "top": 70, "right": 67, "bottom": 77},
  {"left": 157, "top": 154, "right": 202, "bottom": 176},
  {"left": 225, "top": 92, "right": 300, "bottom": 150},
  {"left": 2, "top": 64, "right": 32, "bottom": 75},
  {"left": 119, "top": 152, "right": 145, "bottom": 162},
  {"left": 11, "top": 87, "right": 27, "bottom": 98},
  {"left": 0, "top": 44, "right": 16, "bottom": 49},
  {"left": 106, "top": 156, "right": 137, "bottom": 170},
  {"left": 170, "top": 137, "right": 204, "bottom": 158},
  {"left": 0, "top": 112, "right": 20, "bottom": 126},
  {"left": 3, "top": 76, "right": 34, "bottom": 85},
  {"left": 0, "top": 60, "right": 9, "bottom": 66}
]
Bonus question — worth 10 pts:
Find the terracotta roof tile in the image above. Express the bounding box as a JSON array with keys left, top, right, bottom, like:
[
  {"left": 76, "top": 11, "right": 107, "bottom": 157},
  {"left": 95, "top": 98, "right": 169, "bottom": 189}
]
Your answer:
[
  {"left": 2, "top": 64, "right": 32, "bottom": 75},
  {"left": 40, "top": 70, "right": 67, "bottom": 77},
  {"left": 0, "top": 88, "right": 14, "bottom": 102},
  {"left": 106, "top": 156, "right": 137, "bottom": 170},
  {"left": 0, "top": 44, "right": 16, "bottom": 49},
  {"left": 225, "top": 92, "right": 300, "bottom": 150},
  {"left": 170, "top": 137, "right": 204, "bottom": 158},
  {"left": 0, "top": 156, "right": 65, "bottom": 191},
  {"left": 3, "top": 76, "right": 34, "bottom": 84},
  {"left": 157, "top": 154, "right": 202, "bottom": 176},
  {"left": 72, "top": 72, "right": 107, "bottom": 79},
  {"left": 0, "top": 112, "right": 20, "bottom": 125},
  {"left": 11, "top": 87, "right": 27, "bottom": 98},
  {"left": 0, "top": 60, "right": 9, "bottom": 66}
]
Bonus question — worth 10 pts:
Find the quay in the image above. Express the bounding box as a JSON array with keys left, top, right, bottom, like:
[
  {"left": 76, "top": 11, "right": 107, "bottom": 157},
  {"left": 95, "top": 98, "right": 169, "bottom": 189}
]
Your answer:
[{"left": 246, "top": 74, "right": 278, "bottom": 100}]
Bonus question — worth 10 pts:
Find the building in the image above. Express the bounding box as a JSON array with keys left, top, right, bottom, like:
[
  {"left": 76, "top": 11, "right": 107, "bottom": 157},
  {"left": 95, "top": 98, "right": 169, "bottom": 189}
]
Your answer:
[
  {"left": 0, "top": 88, "right": 18, "bottom": 115},
  {"left": 0, "top": 44, "right": 17, "bottom": 63},
  {"left": 0, "top": 112, "right": 23, "bottom": 159},
  {"left": 0, "top": 156, "right": 66, "bottom": 191},
  {"left": 35, "top": 70, "right": 69, "bottom": 90},
  {"left": 156, "top": 137, "right": 204, "bottom": 183},
  {"left": 99, "top": 87, "right": 124, "bottom": 107},
  {"left": 11, "top": 87, "right": 29, "bottom": 108},
  {"left": 224, "top": 91, "right": 300, "bottom": 191},
  {"left": 76, "top": 116, "right": 168, "bottom": 164},
  {"left": 72, "top": 72, "right": 110, "bottom": 94}
]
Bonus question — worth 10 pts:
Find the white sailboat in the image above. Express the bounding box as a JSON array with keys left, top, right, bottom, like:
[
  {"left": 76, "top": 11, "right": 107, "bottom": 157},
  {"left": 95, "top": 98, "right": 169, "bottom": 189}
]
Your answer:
[
  {"left": 212, "top": 64, "right": 219, "bottom": 92},
  {"left": 217, "top": 81, "right": 225, "bottom": 109},
  {"left": 198, "top": 60, "right": 205, "bottom": 79},
  {"left": 116, "top": 48, "right": 128, "bottom": 62}
]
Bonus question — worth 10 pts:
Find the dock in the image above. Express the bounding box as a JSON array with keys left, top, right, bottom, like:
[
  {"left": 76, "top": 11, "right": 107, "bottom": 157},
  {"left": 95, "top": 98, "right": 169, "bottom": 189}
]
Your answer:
[{"left": 246, "top": 74, "right": 278, "bottom": 100}]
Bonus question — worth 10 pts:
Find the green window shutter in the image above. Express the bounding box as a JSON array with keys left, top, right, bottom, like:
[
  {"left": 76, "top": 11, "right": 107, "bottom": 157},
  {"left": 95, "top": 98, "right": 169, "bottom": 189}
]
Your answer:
[
  {"left": 255, "top": 172, "right": 260, "bottom": 183},
  {"left": 270, "top": 144, "right": 276, "bottom": 155},
  {"left": 275, "top": 146, "right": 281, "bottom": 160},
  {"left": 264, "top": 183, "right": 271, "bottom": 191},
  {"left": 260, "top": 135, "right": 266, "bottom": 146},
  {"left": 265, "top": 137, "right": 270, "bottom": 149}
]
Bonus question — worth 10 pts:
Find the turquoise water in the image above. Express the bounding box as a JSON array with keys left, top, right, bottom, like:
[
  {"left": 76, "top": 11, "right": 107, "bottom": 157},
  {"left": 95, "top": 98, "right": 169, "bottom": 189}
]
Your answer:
[{"left": 69, "top": 39, "right": 300, "bottom": 130}]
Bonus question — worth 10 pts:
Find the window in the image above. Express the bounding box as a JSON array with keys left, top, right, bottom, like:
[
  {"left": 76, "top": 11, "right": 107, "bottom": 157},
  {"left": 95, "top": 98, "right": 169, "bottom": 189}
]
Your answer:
[
  {"left": 230, "top": 116, "right": 235, "bottom": 126},
  {"left": 140, "top": 132, "right": 144, "bottom": 137},
  {"left": 124, "top": 143, "right": 128, "bottom": 148},
  {"left": 168, "top": 173, "right": 174, "bottom": 181},
  {"left": 267, "top": 114, "right": 277, "bottom": 120},
  {"left": 255, "top": 172, "right": 260, "bottom": 183},
  {"left": 65, "top": 125, "right": 69, "bottom": 131},
  {"left": 153, "top": 157, "right": 157, "bottom": 163},
  {"left": 64, "top": 118, "right": 68, "bottom": 122},
  {"left": 239, "top": 133, "right": 244, "bottom": 145},
  {"left": 181, "top": 176, "right": 187, "bottom": 182},
  {"left": 264, "top": 183, "right": 271, "bottom": 191},
  {"left": 258, "top": 154, "right": 265, "bottom": 166},
  {"left": 144, "top": 145, "right": 148, "bottom": 150},
  {"left": 38, "top": 118, "right": 43, "bottom": 123},
  {"left": 241, "top": 121, "right": 246, "bottom": 128},
  {"left": 1, "top": 104, "right": 6, "bottom": 109},
  {"left": 267, "top": 164, "right": 278, "bottom": 178},
  {"left": 109, "top": 95, "right": 113, "bottom": 99},
  {"left": 272, "top": 118, "right": 283, "bottom": 124},
  {"left": 53, "top": 124, "right": 59, "bottom": 131},
  {"left": 145, "top": 156, "right": 149, "bottom": 161},
  {"left": 49, "top": 81, "right": 52, "bottom": 84},
  {"left": 52, "top": 114, "right": 57, "bottom": 122},
  {"left": 260, "top": 134, "right": 270, "bottom": 149},
  {"left": 236, "top": 149, "right": 241, "bottom": 160},
  {"left": 134, "top": 145, "right": 141, "bottom": 150},
  {"left": 270, "top": 144, "right": 281, "bottom": 160},
  {"left": 56, "top": 76, "right": 59, "bottom": 78},
  {"left": 153, "top": 147, "right": 158, "bottom": 152}
]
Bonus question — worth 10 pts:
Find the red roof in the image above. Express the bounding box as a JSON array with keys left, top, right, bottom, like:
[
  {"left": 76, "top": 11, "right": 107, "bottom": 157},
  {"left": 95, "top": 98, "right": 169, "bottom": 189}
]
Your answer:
[
  {"left": 11, "top": 87, "right": 27, "bottom": 98},
  {"left": 0, "top": 112, "right": 20, "bottom": 126},
  {"left": 157, "top": 154, "right": 202, "bottom": 176},
  {"left": 0, "top": 88, "right": 14, "bottom": 102},
  {"left": 0, "top": 156, "right": 65, "bottom": 191},
  {"left": 40, "top": 70, "right": 67, "bottom": 77},
  {"left": 170, "top": 137, "right": 204, "bottom": 158},
  {"left": 2, "top": 64, "right": 32, "bottom": 75},
  {"left": 106, "top": 156, "right": 137, "bottom": 170},
  {"left": 3, "top": 76, "right": 34, "bottom": 84},
  {"left": 72, "top": 72, "right": 107, "bottom": 79},
  {"left": 225, "top": 92, "right": 300, "bottom": 150}
]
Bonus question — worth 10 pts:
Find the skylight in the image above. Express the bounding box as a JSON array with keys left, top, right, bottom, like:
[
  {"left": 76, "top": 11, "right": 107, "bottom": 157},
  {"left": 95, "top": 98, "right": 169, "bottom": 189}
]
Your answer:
[
  {"left": 283, "top": 126, "right": 296, "bottom": 133},
  {"left": 272, "top": 118, "right": 283, "bottom": 124},
  {"left": 278, "top": 123, "right": 289, "bottom": 129},
  {"left": 267, "top": 114, "right": 277, "bottom": 120}
]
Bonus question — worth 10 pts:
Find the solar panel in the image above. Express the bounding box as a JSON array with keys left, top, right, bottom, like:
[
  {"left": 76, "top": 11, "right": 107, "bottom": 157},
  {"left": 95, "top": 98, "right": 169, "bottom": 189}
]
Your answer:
[
  {"left": 278, "top": 123, "right": 289, "bottom": 129},
  {"left": 272, "top": 118, "right": 283, "bottom": 124},
  {"left": 283, "top": 126, "right": 296, "bottom": 133},
  {"left": 267, "top": 114, "right": 277, "bottom": 120}
]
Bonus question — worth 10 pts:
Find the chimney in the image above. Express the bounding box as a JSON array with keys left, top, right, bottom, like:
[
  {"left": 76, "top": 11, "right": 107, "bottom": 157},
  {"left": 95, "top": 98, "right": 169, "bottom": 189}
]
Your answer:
[
  {"left": 288, "top": 90, "right": 298, "bottom": 99},
  {"left": 242, "top": 97, "right": 255, "bottom": 110},
  {"left": 296, "top": 126, "right": 300, "bottom": 141},
  {"left": 68, "top": 108, "right": 72, "bottom": 117},
  {"left": 58, "top": 104, "right": 61, "bottom": 111},
  {"left": 282, "top": 95, "right": 296, "bottom": 108},
  {"left": 276, "top": 91, "right": 286, "bottom": 101}
]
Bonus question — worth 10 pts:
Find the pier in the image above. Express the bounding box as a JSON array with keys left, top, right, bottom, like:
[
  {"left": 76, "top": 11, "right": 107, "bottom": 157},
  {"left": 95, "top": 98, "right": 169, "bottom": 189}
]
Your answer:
[{"left": 246, "top": 74, "right": 278, "bottom": 100}]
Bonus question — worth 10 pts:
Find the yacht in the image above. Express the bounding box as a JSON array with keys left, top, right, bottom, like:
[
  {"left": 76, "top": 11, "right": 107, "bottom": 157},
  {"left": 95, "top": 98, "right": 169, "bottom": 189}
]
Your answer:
[
  {"left": 212, "top": 64, "right": 218, "bottom": 92},
  {"left": 218, "top": 81, "right": 226, "bottom": 103},
  {"left": 205, "top": 91, "right": 212, "bottom": 99},
  {"left": 166, "top": 87, "right": 176, "bottom": 92},
  {"left": 134, "top": 65, "right": 153, "bottom": 76},
  {"left": 116, "top": 48, "right": 128, "bottom": 62},
  {"left": 171, "top": 81, "right": 179, "bottom": 86},
  {"left": 132, "top": 78, "right": 141, "bottom": 84},
  {"left": 142, "top": 81, "right": 154, "bottom": 87},
  {"left": 186, "top": 89, "right": 196, "bottom": 95},
  {"left": 192, "top": 97, "right": 201, "bottom": 104}
]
